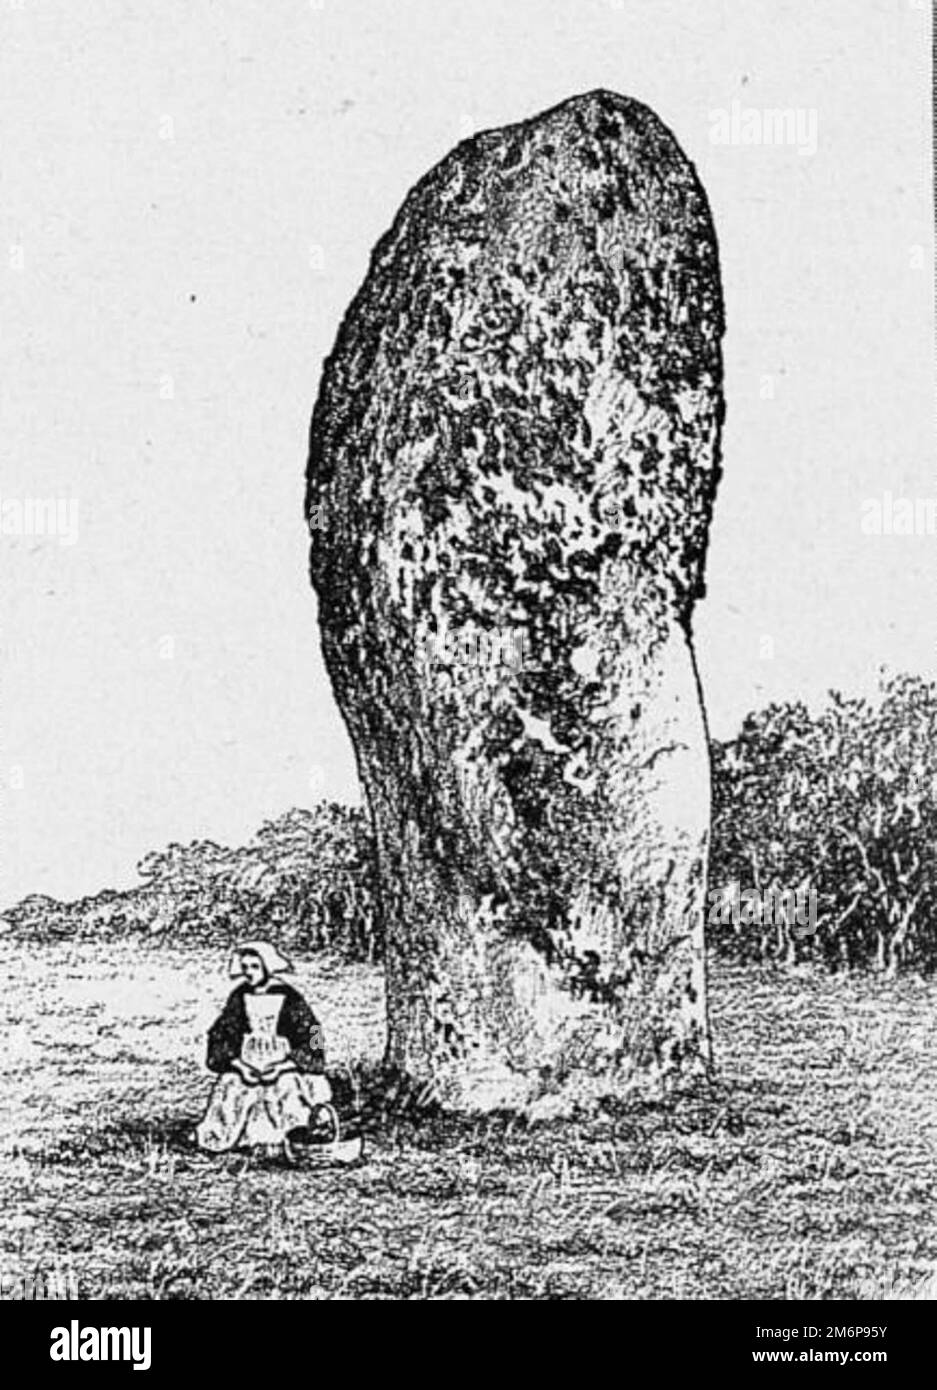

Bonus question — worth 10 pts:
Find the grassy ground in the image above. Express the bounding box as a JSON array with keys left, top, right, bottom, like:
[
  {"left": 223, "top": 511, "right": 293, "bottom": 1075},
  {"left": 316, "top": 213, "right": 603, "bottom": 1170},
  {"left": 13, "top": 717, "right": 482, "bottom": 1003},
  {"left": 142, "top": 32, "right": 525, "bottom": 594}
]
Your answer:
[{"left": 1, "top": 939, "right": 936, "bottom": 1300}]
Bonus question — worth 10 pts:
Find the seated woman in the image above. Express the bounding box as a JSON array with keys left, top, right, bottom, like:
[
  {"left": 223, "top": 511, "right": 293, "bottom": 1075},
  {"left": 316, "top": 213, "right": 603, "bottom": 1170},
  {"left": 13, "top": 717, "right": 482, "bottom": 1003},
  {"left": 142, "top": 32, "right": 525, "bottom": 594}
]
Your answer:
[{"left": 195, "top": 939, "right": 336, "bottom": 1157}]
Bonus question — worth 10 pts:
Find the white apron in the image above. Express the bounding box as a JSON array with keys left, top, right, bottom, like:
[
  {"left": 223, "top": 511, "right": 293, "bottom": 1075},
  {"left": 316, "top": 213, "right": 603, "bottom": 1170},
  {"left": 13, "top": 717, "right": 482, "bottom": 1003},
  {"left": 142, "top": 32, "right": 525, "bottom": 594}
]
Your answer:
[{"left": 196, "top": 991, "right": 331, "bottom": 1152}]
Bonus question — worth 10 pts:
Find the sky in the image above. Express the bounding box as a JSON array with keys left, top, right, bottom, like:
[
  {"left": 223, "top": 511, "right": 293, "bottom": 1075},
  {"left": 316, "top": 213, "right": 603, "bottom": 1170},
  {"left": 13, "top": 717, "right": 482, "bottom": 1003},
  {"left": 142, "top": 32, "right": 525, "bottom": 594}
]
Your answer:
[{"left": 1, "top": 0, "right": 933, "bottom": 908}]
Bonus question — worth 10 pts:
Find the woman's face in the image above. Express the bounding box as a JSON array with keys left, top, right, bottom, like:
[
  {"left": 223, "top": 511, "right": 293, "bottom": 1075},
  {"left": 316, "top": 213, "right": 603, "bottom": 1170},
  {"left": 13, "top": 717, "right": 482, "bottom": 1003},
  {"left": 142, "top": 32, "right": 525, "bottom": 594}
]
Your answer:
[{"left": 240, "top": 952, "right": 267, "bottom": 988}]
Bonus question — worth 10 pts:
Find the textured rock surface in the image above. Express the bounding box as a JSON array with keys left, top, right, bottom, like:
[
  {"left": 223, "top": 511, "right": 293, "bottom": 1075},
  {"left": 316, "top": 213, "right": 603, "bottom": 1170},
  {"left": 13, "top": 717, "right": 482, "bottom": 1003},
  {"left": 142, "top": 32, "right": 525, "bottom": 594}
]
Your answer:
[{"left": 307, "top": 90, "right": 725, "bottom": 1111}]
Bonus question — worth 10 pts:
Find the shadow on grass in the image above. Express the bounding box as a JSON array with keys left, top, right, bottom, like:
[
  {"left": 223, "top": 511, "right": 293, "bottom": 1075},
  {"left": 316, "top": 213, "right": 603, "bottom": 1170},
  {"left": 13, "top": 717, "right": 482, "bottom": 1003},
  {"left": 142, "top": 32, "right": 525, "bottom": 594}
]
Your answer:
[
  {"left": 28, "top": 1062, "right": 790, "bottom": 1176},
  {"left": 346, "top": 1061, "right": 789, "bottom": 1158},
  {"left": 32, "top": 1112, "right": 202, "bottom": 1169}
]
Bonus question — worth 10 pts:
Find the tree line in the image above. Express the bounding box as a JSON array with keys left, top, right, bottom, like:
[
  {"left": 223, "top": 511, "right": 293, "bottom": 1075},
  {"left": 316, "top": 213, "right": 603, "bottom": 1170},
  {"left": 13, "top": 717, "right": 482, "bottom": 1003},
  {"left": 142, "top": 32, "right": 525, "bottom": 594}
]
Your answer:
[{"left": 7, "top": 671, "right": 936, "bottom": 978}]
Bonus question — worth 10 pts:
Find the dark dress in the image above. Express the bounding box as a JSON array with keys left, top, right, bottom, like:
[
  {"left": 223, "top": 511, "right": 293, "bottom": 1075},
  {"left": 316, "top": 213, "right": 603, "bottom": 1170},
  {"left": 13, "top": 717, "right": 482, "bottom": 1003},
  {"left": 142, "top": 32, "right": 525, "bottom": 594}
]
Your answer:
[
  {"left": 195, "top": 982, "right": 330, "bottom": 1152},
  {"left": 205, "top": 981, "right": 326, "bottom": 1074}
]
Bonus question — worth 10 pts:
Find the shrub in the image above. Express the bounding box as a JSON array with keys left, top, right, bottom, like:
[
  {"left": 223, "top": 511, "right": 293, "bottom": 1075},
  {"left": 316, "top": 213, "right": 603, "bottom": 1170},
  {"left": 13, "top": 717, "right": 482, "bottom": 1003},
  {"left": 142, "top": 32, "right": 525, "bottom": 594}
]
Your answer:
[
  {"left": 5, "top": 804, "right": 382, "bottom": 962},
  {"left": 709, "top": 672, "right": 937, "bottom": 976},
  {"left": 9, "top": 670, "right": 937, "bottom": 980}
]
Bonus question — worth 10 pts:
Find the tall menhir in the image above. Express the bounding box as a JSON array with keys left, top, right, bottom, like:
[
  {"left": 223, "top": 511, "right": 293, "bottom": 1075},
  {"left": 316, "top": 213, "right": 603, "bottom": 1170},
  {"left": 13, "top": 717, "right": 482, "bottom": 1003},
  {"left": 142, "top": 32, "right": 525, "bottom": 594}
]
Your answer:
[{"left": 307, "top": 90, "right": 725, "bottom": 1112}]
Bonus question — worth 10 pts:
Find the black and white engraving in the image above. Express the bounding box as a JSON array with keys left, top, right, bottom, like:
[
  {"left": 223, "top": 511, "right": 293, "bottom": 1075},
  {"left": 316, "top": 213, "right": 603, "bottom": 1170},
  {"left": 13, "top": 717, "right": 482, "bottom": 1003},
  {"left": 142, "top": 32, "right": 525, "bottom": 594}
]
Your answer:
[{"left": 1, "top": 2, "right": 934, "bottom": 1322}]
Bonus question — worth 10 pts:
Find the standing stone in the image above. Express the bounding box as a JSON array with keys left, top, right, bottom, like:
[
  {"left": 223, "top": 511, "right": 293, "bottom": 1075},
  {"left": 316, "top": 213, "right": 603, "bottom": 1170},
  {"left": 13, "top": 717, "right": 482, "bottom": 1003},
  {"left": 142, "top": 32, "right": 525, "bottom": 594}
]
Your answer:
[{"left": 307, "top": 90, "right": 725, "bottom": 1112}]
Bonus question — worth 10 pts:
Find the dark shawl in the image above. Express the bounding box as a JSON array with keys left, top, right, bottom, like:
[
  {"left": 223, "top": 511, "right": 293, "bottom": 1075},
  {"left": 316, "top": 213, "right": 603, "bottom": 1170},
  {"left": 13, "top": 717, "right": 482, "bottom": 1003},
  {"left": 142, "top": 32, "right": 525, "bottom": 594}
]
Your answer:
[{"left": 205, "top": 982, "right": 326, "bottom": 1074}]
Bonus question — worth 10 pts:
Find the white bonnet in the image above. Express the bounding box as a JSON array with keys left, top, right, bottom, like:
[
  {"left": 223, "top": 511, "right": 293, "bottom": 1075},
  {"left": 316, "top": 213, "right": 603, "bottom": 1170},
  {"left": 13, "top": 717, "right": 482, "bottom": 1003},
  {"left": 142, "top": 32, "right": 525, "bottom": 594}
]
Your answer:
[{"left": 229, "top": 939, "right": 294, "bottom": 978}]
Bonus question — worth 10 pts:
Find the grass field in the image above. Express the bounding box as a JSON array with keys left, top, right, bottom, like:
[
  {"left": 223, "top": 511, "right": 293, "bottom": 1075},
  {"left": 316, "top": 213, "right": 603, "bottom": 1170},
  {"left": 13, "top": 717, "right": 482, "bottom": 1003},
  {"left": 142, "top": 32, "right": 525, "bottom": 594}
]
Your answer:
[{"left": 1, "top": 939, "right": 936, "bottom": 1300}]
